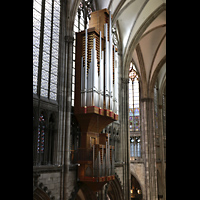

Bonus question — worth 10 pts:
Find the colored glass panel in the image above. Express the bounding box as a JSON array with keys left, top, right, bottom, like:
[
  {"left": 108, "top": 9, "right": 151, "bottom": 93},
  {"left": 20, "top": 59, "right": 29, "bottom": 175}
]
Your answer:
[{"left": 37, "top": 114, "right": 45, "bottom": 153}]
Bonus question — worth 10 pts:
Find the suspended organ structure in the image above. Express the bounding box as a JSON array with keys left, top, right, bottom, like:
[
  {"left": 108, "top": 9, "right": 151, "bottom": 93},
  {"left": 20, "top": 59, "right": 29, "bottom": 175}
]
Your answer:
[{"left": 74, "top": 9, "right": 118, "bottom": 191}]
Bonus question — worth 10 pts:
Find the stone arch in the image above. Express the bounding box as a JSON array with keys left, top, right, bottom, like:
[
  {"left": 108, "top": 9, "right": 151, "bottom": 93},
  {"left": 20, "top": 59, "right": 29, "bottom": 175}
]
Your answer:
[
  {"left": 106, "top": 177, "right": 124, "bottom": 200},
  {"left": 130, "top": 164, "right": 145, "bottom": 200},
  {"left": 149, "top": 56, "right": 166, "bottom": 99},
  {"left": 130, "top": 174, "right": 143, "bottom": 200},
  {"left": 158, "top": 74, "right": 166, "bottom": 106}
]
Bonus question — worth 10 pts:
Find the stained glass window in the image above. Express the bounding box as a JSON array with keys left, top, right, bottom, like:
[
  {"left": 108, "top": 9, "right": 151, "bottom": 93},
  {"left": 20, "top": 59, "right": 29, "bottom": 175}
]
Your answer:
[
  {"left": 130, "top": 136, "right": 141, "bottom": 158},
  {"left": 129, "top": 62, "right": 141, "bottom": 159},
  {"left": 38, "top": 114, "right": 45, "bottom": 154},
  {"left": 33, "top": 0, "right": 42, "bottom": 94},
  {"left": 33, "top": 0, "right": 60, "bottom": 100},
  {"left": 129, "top": 62, "right": 140, "bottom": 132}
]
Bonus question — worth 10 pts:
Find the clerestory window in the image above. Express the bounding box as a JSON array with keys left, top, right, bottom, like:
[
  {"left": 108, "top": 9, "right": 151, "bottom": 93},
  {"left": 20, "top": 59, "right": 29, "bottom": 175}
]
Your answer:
[
  {"left": 33, "top": 0, "right": 61, "bottom": 100},
  {"left": 129, "top": 62, "right": 141, "bottom": 160}
]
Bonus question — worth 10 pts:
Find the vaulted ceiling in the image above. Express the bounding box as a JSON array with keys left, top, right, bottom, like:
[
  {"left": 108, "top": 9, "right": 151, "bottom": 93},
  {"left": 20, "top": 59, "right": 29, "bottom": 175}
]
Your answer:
[{"left": 95, "top": 0, "right": 166, "bottom": 95}]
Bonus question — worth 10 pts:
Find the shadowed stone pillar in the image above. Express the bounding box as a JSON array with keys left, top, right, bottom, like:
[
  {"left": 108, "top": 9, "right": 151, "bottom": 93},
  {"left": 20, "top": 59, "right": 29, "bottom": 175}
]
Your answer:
[
  {"left": 121, "top": 77, "right": 131, "bottom": 200},
  {"left": 63, "top": 35, "right": 74, "bottom": 200},
  {"left": 141, "top": 98, "right": 158, "bottom": 200}
]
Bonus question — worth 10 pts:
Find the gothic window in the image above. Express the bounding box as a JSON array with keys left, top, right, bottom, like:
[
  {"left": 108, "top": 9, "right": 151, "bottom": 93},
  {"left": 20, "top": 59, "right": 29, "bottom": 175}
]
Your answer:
[
  {"left": 33, "top": 0, "right": 61, "bottom": 101},
  {"left": 129, "top": 62, "right": 141, "bottom": 159},
  {"left": 33, "top": 0, "right": 42, "bottom": 94},
  {"left": 72, "top": 0, "right": 94, "bottom": 106},
  {"left": 129, "top": 62, "right": 140, "bottom": 132},
  {"left": 37, "top": 113, "right": 46, "bottom": 164},
  {"left": 33, "top": 111, "right": 56, "bottom": 165},
  {"left": 130, "top": 136, "right": 141, "bottom": 158}
]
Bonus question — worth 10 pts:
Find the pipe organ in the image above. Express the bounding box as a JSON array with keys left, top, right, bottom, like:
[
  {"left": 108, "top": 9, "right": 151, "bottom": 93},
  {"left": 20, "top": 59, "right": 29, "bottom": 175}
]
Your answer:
[{"left": 74, "top": 8, "right": 118, "bottom": 191}]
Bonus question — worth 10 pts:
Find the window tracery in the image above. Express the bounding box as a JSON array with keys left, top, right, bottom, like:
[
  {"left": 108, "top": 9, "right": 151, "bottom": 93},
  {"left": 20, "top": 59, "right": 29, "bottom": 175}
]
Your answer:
[
  {"left": 130, "top": 136, "right": 141, "bottom": 158},
  {"left": 129, "top": 62, "right": 141, "bottom": 159},
  {"left": 33, "top": 0, "right": 60, "bottom": 100},
  {"left": 129, "top": 62, "right": 140, "bottom": 132}
]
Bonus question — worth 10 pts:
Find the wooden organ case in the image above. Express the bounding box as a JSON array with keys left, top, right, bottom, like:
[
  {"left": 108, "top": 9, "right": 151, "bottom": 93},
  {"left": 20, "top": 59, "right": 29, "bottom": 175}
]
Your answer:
[{"left": 74, "top": 9, "right": 118, "bottom": 192}]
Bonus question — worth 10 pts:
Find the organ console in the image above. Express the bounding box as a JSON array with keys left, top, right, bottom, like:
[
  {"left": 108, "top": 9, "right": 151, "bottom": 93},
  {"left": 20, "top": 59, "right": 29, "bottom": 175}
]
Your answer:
[{"left": 74, "top": 8, "right": 118, "bottom": 192}]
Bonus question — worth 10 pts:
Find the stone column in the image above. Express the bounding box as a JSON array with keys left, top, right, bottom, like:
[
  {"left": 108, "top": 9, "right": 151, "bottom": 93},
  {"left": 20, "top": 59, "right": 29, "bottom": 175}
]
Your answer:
[
  {"left": 141, "top": 98, "right": 158, "bottom": 200},
  {"left": 63, "top": 35, "right": 74, "bottom": 200},
  {"left": 158, "top": 104, "right": 166, "bottom": 200},
  {"left": 121, "top": 77, "right": 131, "bottom": 200},
  {"left": 117, "top": 51, "right": 123, "bottom": 163}
]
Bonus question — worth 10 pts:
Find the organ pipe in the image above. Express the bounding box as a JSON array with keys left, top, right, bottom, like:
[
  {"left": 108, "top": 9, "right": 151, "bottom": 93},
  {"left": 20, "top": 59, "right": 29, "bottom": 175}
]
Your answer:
[{"left": 74, "top": 9, "right": 119, "bottom": 190}]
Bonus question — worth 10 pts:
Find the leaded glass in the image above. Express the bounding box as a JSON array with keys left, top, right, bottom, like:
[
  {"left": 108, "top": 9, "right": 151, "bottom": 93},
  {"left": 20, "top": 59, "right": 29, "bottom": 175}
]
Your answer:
[
  {"left": 36, "top": 0, "right": 60, "bottom": 100},
  {"left": 134, "top": 108, "right": 139, "bottom": 116},
  {"left": 51, "top": 46, "right": 59, "bottom": 58},
  {"left": 33, "top": 0, "right": 42, "bottom": 94},
  {"left": 49, "top": 0, "right": 60, "bottom": 100},
  {"left": 133, "top": 116, "right": 140, "bottom": 131},
  {"left": 50, "top": 74, "right": 57, "bottom": 84},
  {"left": 50, "top": 91, "right": 57, "bottom": 100},
  {"left": 38, "top": 114, "right": 45, "bottom": 153},
  {"left": 43, "top": 34, "right": 51, "bottom": 46},
  {"left": 41, "top": 78, "right": 48, "bottom": 88},
  {"left": 51, "top": 65, "right": 58, "bottom": 74},
  {"left": 40, "top": 0, "right": 52, "bottom": 98},
  {"left": 129, "top": 62, "right": 141, "bottom": 158},
  {"left": 41, "top": 88, "right": 48, "bottom": 97},
  {"left": 129, "top": 62, "right": 140, "bottom": 132},
  {"left": 130, "top": 136, "right": 141, "bottom": 158},
  {"left": 50, "top": 83, "right": 57, "bottom": 91}
]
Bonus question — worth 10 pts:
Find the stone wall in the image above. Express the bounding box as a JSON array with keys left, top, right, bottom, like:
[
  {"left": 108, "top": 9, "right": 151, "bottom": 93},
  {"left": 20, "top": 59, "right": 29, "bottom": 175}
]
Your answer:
[{"left": 38, "top": 172, "right": 61, "bottom": 200}]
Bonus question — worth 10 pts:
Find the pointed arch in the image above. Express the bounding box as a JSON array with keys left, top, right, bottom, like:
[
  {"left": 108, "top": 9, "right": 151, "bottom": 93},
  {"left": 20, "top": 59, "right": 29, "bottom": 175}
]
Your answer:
[
  {"left": 130, "top": 174, "right": 143, "bottom": 200},
  {"left": 130, "top": 164, "right": 145, "bottom": 199},
  {"left": 107, "top": 177, "right": 124, "bottom": 200},
  {"left": 149, "top": 55, "right": 166, "bottom": 98}
]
